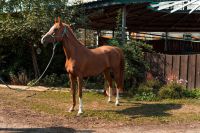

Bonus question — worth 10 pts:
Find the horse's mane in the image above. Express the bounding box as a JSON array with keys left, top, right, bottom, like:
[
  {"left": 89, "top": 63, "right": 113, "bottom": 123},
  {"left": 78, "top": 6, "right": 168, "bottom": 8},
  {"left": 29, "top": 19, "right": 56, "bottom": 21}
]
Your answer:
[{"left": 63, "top": 23, "right": 85, "bottom": 47}]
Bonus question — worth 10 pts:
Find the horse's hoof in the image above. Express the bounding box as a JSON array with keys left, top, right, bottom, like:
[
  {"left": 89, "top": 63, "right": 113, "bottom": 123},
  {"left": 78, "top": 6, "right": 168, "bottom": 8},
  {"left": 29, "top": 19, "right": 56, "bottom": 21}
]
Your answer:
[
  {"left": 68, "top": 107, "right": 75, "bottom": 112},
  {"left": 115, "top": 103, "right": 120, "bottom": 106},
  {"left": 108, "top": 100, "right": 112, "bottom": 103},
  {"left": 115, "top": 102, "right": 120, "bottom": 106},
  {"left": 68, "top": 109, "right": 74, "bottom": 112},
  {"left": 108, "top": 98, "right": 112, "bottom": 103},
  {"left": 77, "top": 111, "right": 83, "bottom": 116}
]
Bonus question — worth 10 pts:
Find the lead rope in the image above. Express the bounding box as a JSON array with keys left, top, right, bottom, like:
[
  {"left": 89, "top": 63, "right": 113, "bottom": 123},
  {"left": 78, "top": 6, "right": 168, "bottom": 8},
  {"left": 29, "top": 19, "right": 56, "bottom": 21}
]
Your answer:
[{"left": 0, "top": 43, "right": 58, "bottom": 92}]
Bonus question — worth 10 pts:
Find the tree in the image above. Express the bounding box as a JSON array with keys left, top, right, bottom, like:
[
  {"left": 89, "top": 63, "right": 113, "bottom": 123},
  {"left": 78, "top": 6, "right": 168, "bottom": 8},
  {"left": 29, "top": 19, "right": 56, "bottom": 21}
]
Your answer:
[{"left": 0, "top": 0, "right": 69, "bottom": 81}]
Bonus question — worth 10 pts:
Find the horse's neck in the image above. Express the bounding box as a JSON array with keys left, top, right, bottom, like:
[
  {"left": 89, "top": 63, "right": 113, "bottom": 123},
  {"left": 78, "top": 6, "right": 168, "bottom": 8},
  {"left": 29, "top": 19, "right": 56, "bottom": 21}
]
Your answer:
[{"left": 62, "top": 33, "right": 88, "bottom": 60}]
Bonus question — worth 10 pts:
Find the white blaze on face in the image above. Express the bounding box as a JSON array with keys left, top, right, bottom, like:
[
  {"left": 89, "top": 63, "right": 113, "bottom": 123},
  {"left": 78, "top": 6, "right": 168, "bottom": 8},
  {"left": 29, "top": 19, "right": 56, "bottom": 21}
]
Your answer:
[{"left": 41, "top": 25, "right": 56, "bottom": 44}]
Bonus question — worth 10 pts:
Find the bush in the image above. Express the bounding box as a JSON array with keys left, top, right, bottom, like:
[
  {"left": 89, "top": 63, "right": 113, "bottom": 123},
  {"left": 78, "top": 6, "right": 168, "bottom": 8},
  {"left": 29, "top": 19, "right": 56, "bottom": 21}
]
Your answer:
[
  {"left": 131, "top": 79, "right": 162, "bottom": 101},
  {"left": 138, "top": 79, "right": 163, "bottom": 94},
  {"left": 41, "top": 73, "right": 69, "bottom": 87},
  {"left": 109, "top": 39, "right": 152, "bottom": 90},
  {"left": 9, "top": 70, "right": 28, "bottom": 85},
  {"left": 183, "top": 89, "right": 200, "bottom": 99},
  {"left": 134, "top": 92, "right": 158, "bottom": 101},
  {"left": 159, "top": 81, "right": 186, "bottom": 99},
  {"left": 137, "top": 83, "right": 153, "bottom": 95},
  {"left": 84, "top": 75, "right": 104, "bottom": 90}
]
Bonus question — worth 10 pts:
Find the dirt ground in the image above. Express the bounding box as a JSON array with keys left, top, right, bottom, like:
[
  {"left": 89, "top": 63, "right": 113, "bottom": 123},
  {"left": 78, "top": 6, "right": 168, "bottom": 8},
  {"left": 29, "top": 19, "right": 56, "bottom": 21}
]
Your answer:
[
  {"left": 1, "top": 108, "right": 200, "bottom": 133},
  {"left": 0, "top": 85, "right": 200, "bottom": 133}
]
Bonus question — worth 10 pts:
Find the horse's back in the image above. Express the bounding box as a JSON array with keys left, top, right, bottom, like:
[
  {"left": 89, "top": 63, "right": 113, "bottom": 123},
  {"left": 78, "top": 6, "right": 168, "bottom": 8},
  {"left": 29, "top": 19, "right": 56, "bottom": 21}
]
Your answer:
[
  {"left": 91, "top": 45, "right": 124, "bottom": 67},
  {"left": 91, "top": 45, "right": 123, "bottom": 57}
]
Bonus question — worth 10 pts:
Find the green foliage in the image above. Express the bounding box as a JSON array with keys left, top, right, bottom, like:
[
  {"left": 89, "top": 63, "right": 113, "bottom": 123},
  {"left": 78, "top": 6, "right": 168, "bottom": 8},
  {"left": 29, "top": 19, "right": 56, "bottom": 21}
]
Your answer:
[
  {"left": 28, "top": 73, "right": 69, "bottom": 87},
  {"left": 131, "top": 79, "right": 162, "bottom": 101},
  {"left": 124, "top": 41, "right": 152, "bottom": 86},
  {"left": 109, "top": 39, "right": 152, "bottom": 89},
  {"left": 134, "top": 92, "right": 158, "bottom": 101},
  {"left": 41, "top": 73, "right": 69, "bottom": 87},
  {"left": 135, "top": 79, "right": 200, "bottom": 101},
  {"left": 183, "top": 89, "right": 200, "bottom": 99},
  {"left": 159, "top": 81, "right": 186, "bottom": 99},
  {"left": 144, "top": 79, "right": 163, "bottom": 94},
  {"left": 137, "top": 84, "right": 153, "bottom": 94},
  {"left": 9, "top": 70, "right": 28, "bottom": 85},
  {"left": 84, "top": 75, "right": 104, "bottom": 90},
  {"left": 27, "top": 79, "right": 38, "bottom": 86},
  {"left": 0, "top": 0, "right": 84, "bottom": 83}
]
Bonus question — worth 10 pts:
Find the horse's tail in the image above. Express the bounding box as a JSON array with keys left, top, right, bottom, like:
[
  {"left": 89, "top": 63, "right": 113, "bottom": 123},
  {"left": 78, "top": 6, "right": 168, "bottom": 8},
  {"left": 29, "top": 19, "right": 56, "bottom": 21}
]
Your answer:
[{"left": 119, "top": 51, "right": 125, "bottom": 92}]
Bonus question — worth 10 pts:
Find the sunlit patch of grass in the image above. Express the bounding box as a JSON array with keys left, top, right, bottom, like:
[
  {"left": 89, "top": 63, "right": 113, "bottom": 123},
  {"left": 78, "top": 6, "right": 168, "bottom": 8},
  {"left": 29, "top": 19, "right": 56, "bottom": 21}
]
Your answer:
[
  {"left": 30, "top": 102, "right": 64, "bottom": 114},
  {"left": 83, "top": 110, "right": 131, "bottom": 122},
  {"left": 33, "top": 91, "right": 70, "bottom": 102}
]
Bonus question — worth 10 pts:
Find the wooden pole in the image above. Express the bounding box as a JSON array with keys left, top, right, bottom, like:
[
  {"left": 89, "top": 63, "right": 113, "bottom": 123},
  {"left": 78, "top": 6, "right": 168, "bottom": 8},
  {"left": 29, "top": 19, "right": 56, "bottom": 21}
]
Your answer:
[
  {"left": 30, "top": 45, "right": 40, "bottom": 78},
  {"left": 112, "top": 29, "right": 115, "bottom": 38},
  {"left": 121, "top": 6, "right": 127, "bottom": 45},
  {"left": 84, "top": 28, "right": 87, "bottom": 45},
  {"left": 164, "top": 32, "right": 168, "bottom": 52},
  {"left": 96, "top": 30, "right": 100, "bottom": 46}
]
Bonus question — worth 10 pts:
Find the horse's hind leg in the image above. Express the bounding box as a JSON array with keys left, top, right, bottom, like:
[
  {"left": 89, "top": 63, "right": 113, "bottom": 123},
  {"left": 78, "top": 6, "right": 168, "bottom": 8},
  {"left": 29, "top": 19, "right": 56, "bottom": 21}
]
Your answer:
[
  {"left": 113, "top": 70, "right": 122, "bottom": 106},
  {"left": 77, "top": 76, "right": 83, "bottom": 115},
  {"left": 104, "top": 69, "right": 113, "bottom": 103},
  {"left": 68, "top": 74, "right": 76, "bottom": 112}
]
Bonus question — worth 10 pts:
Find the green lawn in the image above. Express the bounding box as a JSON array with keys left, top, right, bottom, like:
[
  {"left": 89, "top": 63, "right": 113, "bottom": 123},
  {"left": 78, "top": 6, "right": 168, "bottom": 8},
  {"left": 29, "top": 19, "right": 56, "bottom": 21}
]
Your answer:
[{"left": 1, "top": 87, "right": 200, "bottom": 125}]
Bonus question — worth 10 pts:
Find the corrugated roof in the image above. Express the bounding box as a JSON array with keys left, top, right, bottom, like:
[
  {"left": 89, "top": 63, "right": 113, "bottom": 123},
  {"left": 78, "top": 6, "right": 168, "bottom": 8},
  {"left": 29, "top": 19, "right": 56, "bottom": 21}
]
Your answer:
[{"left": 82, "top": 0, "right": 182, "bottom": 9}]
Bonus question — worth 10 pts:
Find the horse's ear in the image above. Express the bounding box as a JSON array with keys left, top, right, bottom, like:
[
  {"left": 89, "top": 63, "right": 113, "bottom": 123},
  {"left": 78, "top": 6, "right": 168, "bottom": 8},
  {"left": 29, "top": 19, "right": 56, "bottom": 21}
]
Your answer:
[
  {"left": 58, "top": 16, "right": 62, "bottom": 25},
  {"left": 54, "top": 17, "right": 57, "bottom": 24}
]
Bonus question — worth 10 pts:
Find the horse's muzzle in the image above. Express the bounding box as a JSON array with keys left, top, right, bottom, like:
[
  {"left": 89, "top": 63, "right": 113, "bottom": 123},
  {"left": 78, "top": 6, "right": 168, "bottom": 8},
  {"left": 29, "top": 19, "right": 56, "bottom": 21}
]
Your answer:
[
  {"left": 41, "top": 34, "right": 52, "bottom": 47},
  {"left": 41, "top": 36, "right": 45, "bottom": 44}
]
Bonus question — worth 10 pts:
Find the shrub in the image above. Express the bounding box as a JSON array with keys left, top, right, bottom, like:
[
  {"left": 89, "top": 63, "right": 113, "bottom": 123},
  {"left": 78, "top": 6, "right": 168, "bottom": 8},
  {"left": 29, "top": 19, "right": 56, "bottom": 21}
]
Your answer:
[
  {"left": 109, "top": 39, "right": 152, "bottom": 90},
  {"left": 134, "top": 92, "right": 158, "bottom": 101},
  {"left": 9, "top": 70, "right": 28, "bottom": 85},
  {"left": 137, "top": 83, "right": 153, "bottom": 94},
  {"left": 27, "top": 79, "right": 38, "bottom": 86},
  {"left": 183, "top": 89, "right": 200, "bottom": 99},
  {"left": 194, "top": 89, "right": 200, "bottom": 98},
  {"left": 41, "top": 73, "right": 69, "bottom": 87},
  {"left": 84, "top": 75, "right": 104, "bottom": 90},
  {"left": 136, "top": 79, "right": 162, "bottom": 94},
  {"left": 132, "top": 79, "right": 162, "bottom": 101},
  {"left": 159, "top": 81, "right": 186, "bottom": 99}
]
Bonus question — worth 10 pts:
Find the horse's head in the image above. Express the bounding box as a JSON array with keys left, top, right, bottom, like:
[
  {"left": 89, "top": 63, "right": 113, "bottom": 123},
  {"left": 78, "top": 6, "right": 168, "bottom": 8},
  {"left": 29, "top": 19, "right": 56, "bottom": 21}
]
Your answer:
[{"left": 41, "top": 17, "right": 67, "bottom": 45}]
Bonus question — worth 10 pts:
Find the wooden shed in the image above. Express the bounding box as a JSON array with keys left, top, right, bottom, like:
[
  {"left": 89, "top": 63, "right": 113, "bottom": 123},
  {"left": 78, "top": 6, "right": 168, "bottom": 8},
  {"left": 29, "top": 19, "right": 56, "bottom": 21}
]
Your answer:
[{"left": 78, "top": 0, "right": 200, "bottom": 88}]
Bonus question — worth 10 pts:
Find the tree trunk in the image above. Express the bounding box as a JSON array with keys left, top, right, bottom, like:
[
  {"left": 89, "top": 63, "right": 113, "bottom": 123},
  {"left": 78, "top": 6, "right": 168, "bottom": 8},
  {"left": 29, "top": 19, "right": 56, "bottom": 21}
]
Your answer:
[{"left": 30, "top": 45, "right": 40, "bottom": 78}]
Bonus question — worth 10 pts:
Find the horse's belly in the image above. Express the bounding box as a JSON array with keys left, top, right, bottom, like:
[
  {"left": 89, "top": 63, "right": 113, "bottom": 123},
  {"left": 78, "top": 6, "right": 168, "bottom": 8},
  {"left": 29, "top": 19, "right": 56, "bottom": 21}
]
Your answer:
[{"left": 82, "top": 63, "right": 107, "bottom": 77}]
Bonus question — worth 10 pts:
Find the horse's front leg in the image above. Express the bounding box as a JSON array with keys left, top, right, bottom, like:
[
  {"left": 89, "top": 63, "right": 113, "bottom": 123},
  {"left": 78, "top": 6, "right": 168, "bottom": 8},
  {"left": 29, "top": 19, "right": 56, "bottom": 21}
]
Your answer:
[
  {"left": 77, "top": 77, "right": 83, "bottom": 115},
  {"left": 68, "top": 74, "right": 76, "bottom": 112}
]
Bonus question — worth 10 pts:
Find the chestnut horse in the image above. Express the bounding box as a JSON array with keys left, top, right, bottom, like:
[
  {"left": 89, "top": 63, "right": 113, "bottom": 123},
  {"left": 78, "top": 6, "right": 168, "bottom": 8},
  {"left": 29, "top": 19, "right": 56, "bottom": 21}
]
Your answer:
[{"left": 41, "top": 17, "right": 124, "bottom": 115}]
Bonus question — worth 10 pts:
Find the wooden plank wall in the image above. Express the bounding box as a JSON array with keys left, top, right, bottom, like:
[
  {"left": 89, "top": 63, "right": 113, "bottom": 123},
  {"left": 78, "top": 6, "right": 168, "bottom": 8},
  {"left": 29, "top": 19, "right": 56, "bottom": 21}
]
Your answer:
[{"left": 145, "top": 53, "right": 200, "bottom": 89}]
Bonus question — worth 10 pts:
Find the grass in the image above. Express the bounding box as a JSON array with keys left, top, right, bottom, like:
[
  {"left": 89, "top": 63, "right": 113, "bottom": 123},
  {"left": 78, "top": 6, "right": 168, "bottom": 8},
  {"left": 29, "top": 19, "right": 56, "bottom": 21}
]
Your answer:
[{"left": 1, "top": 87, "right": 200, "bottom": 125}]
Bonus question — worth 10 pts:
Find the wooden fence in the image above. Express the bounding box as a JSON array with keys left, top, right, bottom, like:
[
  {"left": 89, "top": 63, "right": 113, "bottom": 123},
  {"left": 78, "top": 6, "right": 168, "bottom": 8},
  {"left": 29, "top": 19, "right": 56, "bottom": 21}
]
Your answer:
[{"left": 145, "top": 53, "right": 200, "bottom": 89}]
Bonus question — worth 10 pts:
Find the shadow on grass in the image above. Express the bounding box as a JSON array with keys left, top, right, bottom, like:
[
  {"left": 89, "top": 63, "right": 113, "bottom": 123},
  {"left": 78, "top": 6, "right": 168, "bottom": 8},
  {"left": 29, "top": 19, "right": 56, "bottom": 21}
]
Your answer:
[
  {"left": 115, "top": 103, "right": 182, "bottom": 118},
  {"left": 0, "top": 127, "right": 95, "bottom": 133}
]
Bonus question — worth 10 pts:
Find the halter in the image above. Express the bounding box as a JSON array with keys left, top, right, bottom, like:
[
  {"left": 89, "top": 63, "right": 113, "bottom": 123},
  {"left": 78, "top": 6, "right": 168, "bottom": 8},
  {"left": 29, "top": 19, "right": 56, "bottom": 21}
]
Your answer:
[{"left": 51, "top": 26, "right": 67, "bottom": 46}]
